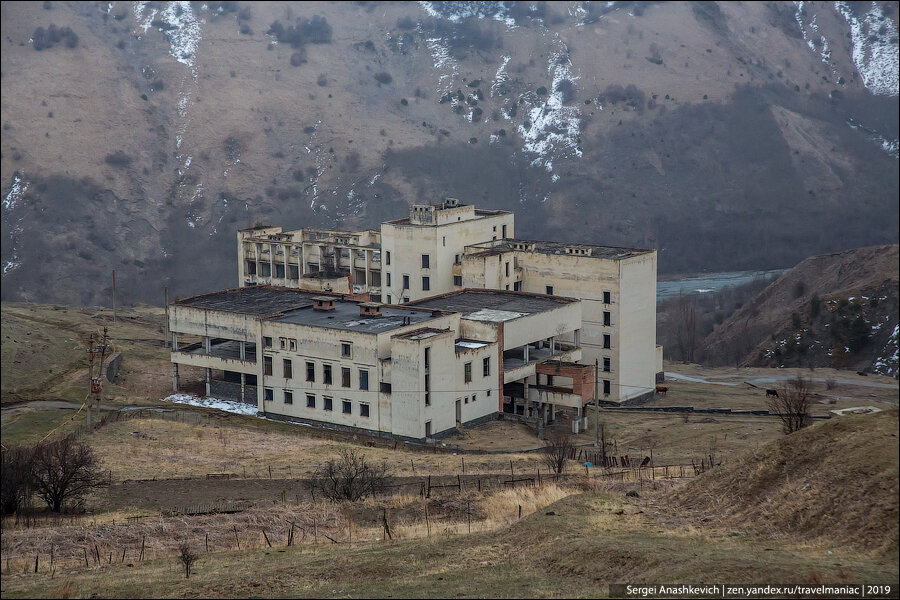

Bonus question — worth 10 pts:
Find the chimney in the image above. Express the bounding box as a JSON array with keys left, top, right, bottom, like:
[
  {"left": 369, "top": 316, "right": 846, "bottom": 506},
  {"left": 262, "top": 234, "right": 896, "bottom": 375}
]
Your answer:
[
  {"left": 312, "top": 296, "right": 336, "bottom": 312},
  {"left": 359, "top": 302, "right": 382, "bottom": 317}
]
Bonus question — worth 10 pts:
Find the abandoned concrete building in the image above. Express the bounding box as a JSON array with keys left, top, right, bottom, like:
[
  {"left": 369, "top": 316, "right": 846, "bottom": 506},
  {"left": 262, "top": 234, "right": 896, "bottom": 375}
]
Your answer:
[{"left": 168, "top": 199, "right": 661, "bottom": 440}]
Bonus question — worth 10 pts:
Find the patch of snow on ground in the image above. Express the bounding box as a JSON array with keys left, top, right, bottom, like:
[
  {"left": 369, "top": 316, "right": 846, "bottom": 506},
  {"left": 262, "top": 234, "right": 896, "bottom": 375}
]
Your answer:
[
  {"left": 426, "top": 37, "right": 458, "bottom": 94},
  {"left": 163, "top": 394, "right": 258, "bottom": 416},
  {"left": 2, "top": 174, "right": 28, "bottom": 276},
  {"left": 153, "top": 1, "right": 202, "bottom": 73},
  {"left": 491, "top": 56, "right": 510, "bottom": 98},
  {"left": 873, "top": 323, "right": 899, "bottom": 377},
  {"left": 419, "top": 1, "right": 515, "bottom": 27},
  {"left": 835, "top": 1, "right": 899, "bottom": 96},
  {"left": 518, "top": 41, "right": 582, "bottom": 172}
]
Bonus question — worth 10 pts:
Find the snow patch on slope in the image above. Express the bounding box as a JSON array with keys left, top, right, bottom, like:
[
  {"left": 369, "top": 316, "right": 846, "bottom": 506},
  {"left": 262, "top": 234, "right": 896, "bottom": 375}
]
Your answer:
[
  {"left": 835, "top": 1, "right": 899, "bottom": 96},
  {"left": 873, "top": 324, "right": 899, "bottom": 377},
  {"left": 2, "top": 174, "right": 28, "bottom": 276},
  {"left": 518, "top": 41, "right": 582, "bottom": 172},
  {"left": 163, "top": 394, "right": 258, "bottom": 416},
  {"left": 419, "top": 1, "right": 515, "bottom": 27}
]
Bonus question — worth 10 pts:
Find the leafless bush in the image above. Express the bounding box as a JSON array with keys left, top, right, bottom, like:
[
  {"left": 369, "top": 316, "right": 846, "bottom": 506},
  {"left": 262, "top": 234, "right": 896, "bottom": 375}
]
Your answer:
[
  {"left": 178, "top": 543, "right": 198, "bottom": 578},
  {"left": 768, "top": 376, "right": 813, "bottom": 434},
  {"left": 541, "top": 431, "right": 574, "bottom": 474},
  {"left": 30, "top": 435, "right": 104, "bottom": 512},
  {"left": 1, "top": 446, "right": 34, "bottom": 515},
  {"left": 308, "top": 448, "right": 389, "bottom": 502},
  {"left": 824, "top": 376, "right": 837, "bottom": 390}
]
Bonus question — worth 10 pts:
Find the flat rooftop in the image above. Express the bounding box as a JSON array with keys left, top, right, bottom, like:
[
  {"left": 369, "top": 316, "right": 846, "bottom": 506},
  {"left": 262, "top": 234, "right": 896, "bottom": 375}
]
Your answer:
[
  {"left": 276, "top": 302, "right": 437, "bottom": 334},
  {"left": 469, "top": 239, "right": 653, "bottom": 260},
  {"left": 174, "top": 286, "right": 325, "bottom": 315},
  {"left": 407, "top": 289, "right": 577, "bottom": 323}
]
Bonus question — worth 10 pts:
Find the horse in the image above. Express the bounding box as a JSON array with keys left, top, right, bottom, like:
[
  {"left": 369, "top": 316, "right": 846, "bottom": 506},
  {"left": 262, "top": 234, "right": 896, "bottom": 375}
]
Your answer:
[
  {"left": 655, "top": 385, "right": 668, "bottom": 396},
  {"left": 765, "top": 388, "right": 779, "bottom": 398}
]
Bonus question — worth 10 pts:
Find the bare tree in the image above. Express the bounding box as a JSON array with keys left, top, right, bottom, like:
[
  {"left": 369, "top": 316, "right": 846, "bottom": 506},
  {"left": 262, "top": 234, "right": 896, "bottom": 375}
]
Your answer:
[
  {"left": 542, "top": 430, "right": 575, "bottom": 474},
  {"left": 767, "top": 376, "right": 813, "bottom": 434},
  {"left": 178, "top": 544, "right": 198, "bottom": 578},
  {"left": 672, "top": 293, "right": 699, "bottom": 363},
  {"left": 30, "top": 436, "right": 104, "bottom": 512},
  {"left": 1, "top": 446, "right": 34, "bottom": 515},
  {"left": 309, "top": 448, "right": 389, "bottom": 502}
]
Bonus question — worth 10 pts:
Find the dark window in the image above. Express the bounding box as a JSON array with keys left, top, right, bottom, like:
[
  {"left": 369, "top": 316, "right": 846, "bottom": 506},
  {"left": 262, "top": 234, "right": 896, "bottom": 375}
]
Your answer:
[
  {"left": 324, "top": 397, "right": 333, "bottom": 411},
  {"left": 386, "top": 294, "right": 392, "bottom": 304},
  {"left": 386, "top": 272, "right": 391, "bottom": 287},
  {"left": 342, "top": 367, "right": 351, "bottom": 387},
  {"left": 603, "top": 380, "right": 611, "bottom": 395},
  {"left": 603, "top": 290, "right": 611, "bottom": 304},
  {"left": 422, "top": 276, "right": 430, "bottom": 291},
  {"left": 454, "top": 275, "right": 462, "bottom": 286},
  {"left": 264, "top": 388, "right": 273, "bottom": 401},
  {"left": 360, "top": 403, "right": 370, "bottom": 418},
  {"left": 342, "top": 400, "right": 352, "bottom": 414},
  {"left": 425, "top": 421, "right": 432, "bottom": 437},
  {"left": 403, "top": 275, "right": 410, "bottom": 290},
  {"left": 247, "top": 260, "right": 257, "bottom": 275},
  {"left": 603, "top": 311, "right": 611, "bottom": 326},
  {"left": 263, "top": 336, "right": 273, "bottom": 348},
  {"left": 275, "top": 263, "right": 285, "bottom": 278},
  {"left": 483, "top": 357, "right": 490, "bottom": 377},
  {"left": 341, "top": 342, "right": 351, "bottom": 357},
  {"left": 306, "top": 361, "right": 315, "bottom": 382},
  {"left": 464, "top": 362, "right": 472, "bottom": 383},
  {"left": 464, "top": 396, "right": 469, "bottom": 404},
  {"left": 360, "top": 369, "right": 369, "bottom": 390},
  {"left": 386, "top": 251, "right": 391, "bottom": 265},
  {"left": 260, "top": 262, "right": 271, "bottom": 277},
  {"left": 513, "top": 281, "right": 521, "bottom": 291},
  {"left": 280, "top": 337, "right": 287, "bottom": 350},
  {"left": 421, "top": 254, "right": 430, "bottom": 269},
  {"left": 289, "top": 339, "right": 296, "bottom": 351},
  {"left": 472, "top": 393, "right": 477, "bottom": 403},
  {"left": 283, "top": 359, "right": 292, "bottom": 379},
  {"left": 603, "top": 357, "right": 611, "bottom": 372},
  {"left": 289, "top": 264, "right": 300, "bottom": 279},
  {"left": 454, "top": 254, "right": 461, "bottom": 264},
  {"left": 264, "top": 356, "right": 273, "bottom": 376},
  {"left": 284, "top": 390, "right": 293, "bottom": 404},
  {"left": 546, "top": 286, "right": 553, "bottom": 295},
  {"left": 323, "top": 364, "right": 332, "bottom": 385},
  {"left": 505, "top": 262, "right": 509, "bottom": 276},
  {"left": 424, "top": 347, "right": 431, "bottom": 368},
  {"left": 306, "top": 394, "right": 316, "bottom": 408},
  {"left": 502, "top": 224, "right": 507, "bottom": 238},
  {"left": 603, "top": 334, "right": 611, "bottom": 349}
]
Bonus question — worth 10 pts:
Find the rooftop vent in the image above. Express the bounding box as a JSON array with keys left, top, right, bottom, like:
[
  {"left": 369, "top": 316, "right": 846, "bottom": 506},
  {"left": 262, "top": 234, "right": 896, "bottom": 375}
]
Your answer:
[
  {"left": 312, "top": 296, "right": 336, "bottom": 312},
  {"left": 359, "top": 302, "right": 382, "bottom": 317}
]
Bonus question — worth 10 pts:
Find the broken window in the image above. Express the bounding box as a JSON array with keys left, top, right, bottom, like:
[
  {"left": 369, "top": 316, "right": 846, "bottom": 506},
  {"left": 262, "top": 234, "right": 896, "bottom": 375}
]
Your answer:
[
  {"left": 323, "top": 364, "right": 333, "bottom": 385},
  {"left": 603, "top": 290, "right": 611, "bottom": 304},
  {"left": 454, "top": 275, "right": 462, "bottom": 286},
  {"left": 284, "top": 390, "right": 293, "bottom": 404},
  {"left": 360, "top": 403, "right": 370, "bottom": 418},
  {"left": 342, "top": 400, "right": 352, "bottom": 414},
  {"left": 421, "top": 254, "right": 430, "bottom": 269},
  {"left": 280, "top": 337, "right": 287, "bottom": 350},
  {"left": 505, "top": 262, "right": 509, "bottom": 277},
  {"left": 545, "top": 285, "right": 553, "bottom": 295},
  {"left": 260, "top": 263, "right": 271, "bottom": 277},
  {"left": 483, "top": 357, "right": 490, "bottom": 377},
  {"left": 603, "top": 380, "right": 611, "bottom": 395},
  {"left": 263, "top": 337, "right": 273, "bottom": 348},
  {"left": 306, "top": 394, "right": 316, "bottom": 408},
  {"left": 283, "top": 359, "right": 293, "bottom": 379},
  {"left": 603, "top": 334, "right": 611, "bottom": 349},
  {"left": 402, "top": 274, "right": 410, "bottom": 290},
  {"left": 306, "top": 361, "right": 315, "bottom": 382},
  {"left": 603, "top": 311, "right": 611, "bottom": 326},
  {"left": 386, "top": 272, "right": 392, "bottom": 287},
  {"left": 275, "top": 263, "right": 285, "bottom": 278},
  {"left": 603, "top": 357, "right": 611, "bottom": 372},
  {"left": 341, "top": 342, "right": 352, "bottom": 357},
  {"left": 247, "top": 260, "right": 257, "bottom": 275},
  {"left": 464, "top": 362, "right": 472, "bottom": 383},
  {"left": 289, "top": 339, "right": 296, "bottom": 351},
  {"left": 264, "top": 388, "right": 274, "bottom": 401},
  {"left": 359, "top": 369, "right": 369, "bottom": 390},
  {"left": 422, "top": 276, "right": 430, "bottom": 291},
  {"left": 342, "top": 367, "right": 351, "bottom": 388},
  {"left": 289, "top": 265, "right": 300, "bottom": 279},
  {"left": 324, "top": 396, "right": 333, "bottom": 411},
  {"left": 264, "top": 356, "right": 273, "bottom": 376}
]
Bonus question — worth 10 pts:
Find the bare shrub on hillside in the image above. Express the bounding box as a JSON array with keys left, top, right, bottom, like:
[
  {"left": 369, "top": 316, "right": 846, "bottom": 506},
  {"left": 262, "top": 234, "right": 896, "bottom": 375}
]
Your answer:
[
  {"left": 768, "top": 376, "right": 813, "bottom": 434},
  {"left": 178, "top": 543, "right": 198, "bottom": 578},
  {"left": 541, "top": 431, "right": 574, "bottom": 474},
  {"left": 824, "top": 376, "right": 837, "bottom": 390},
  {"left": 31, "top": 435, "right": 104, "bottom": 512},
  {"left": 1, "top": 446, "right": 34, "bottom": 515},
  {"left": 309, "top": 448, "right": 389, "bottom": 502}
]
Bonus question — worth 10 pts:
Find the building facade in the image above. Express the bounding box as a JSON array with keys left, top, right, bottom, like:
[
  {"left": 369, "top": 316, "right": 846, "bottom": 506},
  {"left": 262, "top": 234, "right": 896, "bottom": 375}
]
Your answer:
[{"left": 233, "top": 199, "right": 661, "bottom": 404}]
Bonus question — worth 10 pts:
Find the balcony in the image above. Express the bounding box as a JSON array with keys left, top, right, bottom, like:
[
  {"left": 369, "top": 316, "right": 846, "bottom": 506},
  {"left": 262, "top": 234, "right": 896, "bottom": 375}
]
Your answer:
[
  {"left": 502, "top": 343, "right": 581, "bottom": 384},
  {"left": 172, "top": 339, "right": 257, "bottom": 373}
]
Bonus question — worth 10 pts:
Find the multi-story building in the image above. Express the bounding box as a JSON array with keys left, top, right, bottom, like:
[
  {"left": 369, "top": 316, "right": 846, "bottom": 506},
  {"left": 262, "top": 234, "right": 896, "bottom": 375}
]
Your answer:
[
  {"left": 233, "top": 199, "right": 661, "bottom": 404},
  {"left": 168, "top": 286, "right": 589, "bottom": 440}
]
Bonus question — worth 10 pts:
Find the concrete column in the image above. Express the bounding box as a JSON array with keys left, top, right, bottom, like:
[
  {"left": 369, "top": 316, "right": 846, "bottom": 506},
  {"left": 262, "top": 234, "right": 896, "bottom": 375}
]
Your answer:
[
  {"left": 205, "top": 368, "right": 211, "bottom": 397},
  {"left": 172, "top": 333, "right": 178, "bottom": 352},
  {"left": 522, "top": 379, "right": 529, "bottom": 415},
  {"left": 240, "top": 372, "right": 246, "bottom": 403},
  {"left": 204, "top": 335, "right": 211, "bottom": 354},
  {"left": 523, "top": 344, "right": 529, "bottom": 363},
  {"left": 301, "top": 244, "right": 308, "bottom": 275},
  {"left": 172, "top": 363, "right": 179, "bottom": 392},
  {"left": 574, "top": 329, "right": 581, "bottom": 347},
  {"left": 549, "top": 336, "right": 555, "bottom": 354},
  {"left": 364, "top": 250, "right": 370, "bottom": 292}
]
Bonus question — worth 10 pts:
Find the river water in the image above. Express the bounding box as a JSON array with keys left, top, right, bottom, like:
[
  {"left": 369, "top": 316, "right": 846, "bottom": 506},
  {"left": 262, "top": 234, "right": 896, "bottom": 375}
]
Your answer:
[{"left": 657, "top": 269, "right": 786, "bottom": 301}]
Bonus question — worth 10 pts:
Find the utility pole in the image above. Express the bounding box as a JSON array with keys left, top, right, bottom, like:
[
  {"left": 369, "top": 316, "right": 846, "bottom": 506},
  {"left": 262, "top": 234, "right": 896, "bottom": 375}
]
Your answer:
[
  {"left": 86, "top": 327, "right": 110, "bottom": 428},
  {"left": 164, "top": 286, "right": 170, "bottom": 349},
  {"left": 594, "top": 359, "right": 600, "bottom": 447}
]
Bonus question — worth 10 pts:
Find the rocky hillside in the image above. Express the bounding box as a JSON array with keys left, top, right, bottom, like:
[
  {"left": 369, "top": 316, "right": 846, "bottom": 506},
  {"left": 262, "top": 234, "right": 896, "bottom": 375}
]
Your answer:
[
  {"left": 701, "top": 244, "right": 899, "bottom": 376},
  {"left": 2, "top": 1, "right": 898, "bottom": 305}
]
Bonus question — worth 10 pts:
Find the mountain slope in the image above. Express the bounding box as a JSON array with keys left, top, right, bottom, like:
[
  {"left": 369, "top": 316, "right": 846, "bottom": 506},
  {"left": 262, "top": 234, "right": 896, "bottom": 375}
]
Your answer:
[
  {"left": 700, "top": 244, "right": 899, "bottom": 374},
  {"left": 2, "top": 1, "right": 898, "bottom": 305}
]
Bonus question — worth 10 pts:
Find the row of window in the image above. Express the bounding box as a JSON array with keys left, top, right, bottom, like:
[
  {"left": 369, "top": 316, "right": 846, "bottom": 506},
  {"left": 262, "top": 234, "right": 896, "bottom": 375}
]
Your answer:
[
  {"left": 264, "top": 390, "right": 371, "bottom": 417},
  {"left": 262, "top": 338, "right": 354, "bottom": 358},
  {"left": 263, "top": 357, "right": 370, "bottom": 390}
]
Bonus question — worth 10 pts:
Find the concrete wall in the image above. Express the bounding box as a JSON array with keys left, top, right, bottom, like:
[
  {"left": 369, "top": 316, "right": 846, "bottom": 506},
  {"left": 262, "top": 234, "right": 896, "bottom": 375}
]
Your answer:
[
  {"left": 169, "top": 305, "right": 259, "bottom": 342},
  {"left": 617, "top": 253, "right": 658, "bottom": 401}
]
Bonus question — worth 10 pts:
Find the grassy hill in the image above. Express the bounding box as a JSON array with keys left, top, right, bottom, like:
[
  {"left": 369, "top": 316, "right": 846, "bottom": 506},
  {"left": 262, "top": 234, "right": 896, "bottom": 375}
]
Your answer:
[
  {"left": 699, "top": 244, "right": 899, "bottom": 373},
  {"left": 2, "top": 1, "right": 897, "bottom": 305}
]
